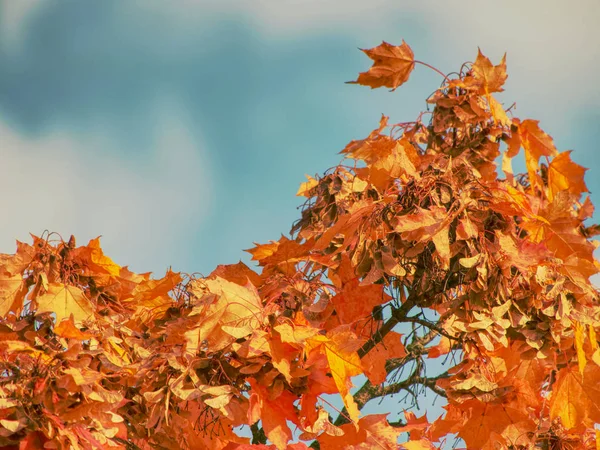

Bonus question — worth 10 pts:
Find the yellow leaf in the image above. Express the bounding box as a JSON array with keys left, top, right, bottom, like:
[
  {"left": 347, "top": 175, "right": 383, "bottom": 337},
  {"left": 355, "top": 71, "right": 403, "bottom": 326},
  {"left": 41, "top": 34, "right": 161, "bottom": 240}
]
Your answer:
[
  {"left": 297, "top": 174, "right": 319, "bottom": 197},
  {"left": 0, "top": 418, "right": 24, "bottom": 433},
  {"left": 0, "top": 270, "right": 24, "bottom": 317},
  {"left": 87, "top": 237, "right": 121, "bottom": 276},
  {"left": 575, "top": 321, "right": 587, "bottom": 376},
  {"left": 194, "top": 277, "right": 264, "bottom": 352},
  {"left": 274, "top": 323, "right": 318, "bottom": 345},
  {"left": 402, "top": 440, "right": 434, "bottom": 450},
  {"left": 547, "top": 151, "right": 588, "bottom": 201},
  {"left": 36, "top": 283, "right": 94, "bottom": 325},
  {"left": 308, "top": 329, "right": 363, "bottom": 424},
  {"left": 590, "top": 325, "right": 598, "bottom": 351}
]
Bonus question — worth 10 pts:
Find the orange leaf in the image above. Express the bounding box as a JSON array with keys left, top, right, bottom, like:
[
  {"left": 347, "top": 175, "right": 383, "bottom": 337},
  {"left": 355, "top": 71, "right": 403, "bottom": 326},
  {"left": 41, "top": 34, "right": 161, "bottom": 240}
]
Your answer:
[
  {"left": 547, "top": 151, "right": 588, "bottom": 201},
  {"left": 306, "top": 328, "right": 364, "bottom": 424},
  {"left": 318, "top": 414, "right": 401, "bottom": 449},
  {"left": 300, "top": 354, "right": 338, "bottom": 426},
  {"left": 199, "top": 277, "right": 264, "bottom": 352},
  {"left": 458, "top": 401, "right": 534, "bottom": 448},
  {"left": 550, "top": 365, "right": 600, "bottom": 429},
  {"left": 362, "top": 332, "right": 406, "bottom": 385},
  {"left": 349, "top": 40, "right": 415, "bottom": 91},
  {"left": 248, "top": 379, "right": 299, "bottom": 450},
  {"left": 517, "top": 119, "right": 559, "bottom": 185},
  {"left": 209, "top": 261, "right": 262, "bottom": 287},
  {"left": 427, "top": 336, "right": 452, "bottom": 359},
  {"left": 472, "top": 49, "right": 508, "bottom": 94},
  {"left": 86, "top": 237, "right": 121, "bottom": 276},
  {"left": 54, "top": 315, "right": 94, "bottom": 340}
]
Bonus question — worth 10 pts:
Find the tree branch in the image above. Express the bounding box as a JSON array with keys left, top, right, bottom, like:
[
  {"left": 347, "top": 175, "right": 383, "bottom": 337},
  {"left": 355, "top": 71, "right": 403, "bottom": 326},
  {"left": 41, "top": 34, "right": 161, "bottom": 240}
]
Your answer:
[{"left": 358, "top": 295, "right": 417, "bottom": 358}]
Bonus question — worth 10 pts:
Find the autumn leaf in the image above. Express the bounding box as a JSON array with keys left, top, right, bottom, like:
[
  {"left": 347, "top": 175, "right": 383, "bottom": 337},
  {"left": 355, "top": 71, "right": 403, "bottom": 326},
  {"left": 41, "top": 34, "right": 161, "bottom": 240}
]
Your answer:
[
  {"left": 189, "top": 276, "right": 264, "bottom": 352},
  {"left": 126, "top": 269, "right": 182, "bottom": 322},
  {"left": 35, "top": 283, "right": 94, "bottom": 325},
  {"left": 297, "top": 174, "right": 319, "bottom": 197},
  {"left": 575, "top": 321, "right": 587, "bottom": 376},
  {"left": 248, "top": 379, "right": 299, "bottom": 450},
  {"left": 318, "top": 414, "right": 401, "bottom": 449},
  {"left": 79, "top": 237, "right": 121, "bottom": 276},
  {"left": 330, "top": 277, "right": 390, "bottom": 325},
  {"left": 547, "top": 150, "right": 588, "bottom": 201},
  {"left": 209, "top": 261, "right": 262, "bottom": 287},
  {"left": 54, "top": 315, "right": 94, "bottom": 340},
  {"left": 361, "top": 331, "right": 406, "bottom": 385},
  {"left": 349, "top": 40, "right": 415, "bottom": 90},
  {"left": 0, "top": 269, "right": 24, "bottom": 317},
  {"left": 550, "top": 365, "right": 600, "bottom": 429},
  {"left": 300, "top": 353, "right": 339, "bottom": 426},
  {"left": 306, "top": 328, "right": 364, "bottom": 424},
  {"left": 402, "top": 440, "right": 435, "bottom": 450},
  {"left": 458, "top": 401, "right": 535, "bottom": 448},
  {"left": 472, "top": 49, "right": 508, "bottom": 94}
]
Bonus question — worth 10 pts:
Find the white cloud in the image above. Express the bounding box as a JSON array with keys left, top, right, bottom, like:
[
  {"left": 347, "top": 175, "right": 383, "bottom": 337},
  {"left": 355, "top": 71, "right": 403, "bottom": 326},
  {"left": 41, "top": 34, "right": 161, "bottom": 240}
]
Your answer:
[
  {"left": 0, "top": 96, "right": 212, "bottom": 274},
  {"left": 0, "top": 0, "right": 43, "bottom": 51}
]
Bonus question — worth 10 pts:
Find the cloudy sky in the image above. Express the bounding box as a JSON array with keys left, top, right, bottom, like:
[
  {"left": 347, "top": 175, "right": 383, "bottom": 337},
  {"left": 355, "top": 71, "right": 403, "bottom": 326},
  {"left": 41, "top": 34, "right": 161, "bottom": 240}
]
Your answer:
[{"left": 1, "top": 0, "right": 599, "bottom": 279}]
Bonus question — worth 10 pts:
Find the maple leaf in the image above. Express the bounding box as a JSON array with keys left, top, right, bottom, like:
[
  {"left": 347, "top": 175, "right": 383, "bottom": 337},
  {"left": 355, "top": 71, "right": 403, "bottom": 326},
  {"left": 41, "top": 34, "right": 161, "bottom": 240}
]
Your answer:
[
  {"left": 189, "top": 276, "right": 264, "bottom": 352},
  {"left": 472, "top": 49, "right": 508, "bottom": 94},
  {"left": 0, "top": 269, "right": 25, "bottom": 317},
  {"left": 401, "top": 440, "right": 435, "bottom": 450},
  {"left": 125, "top": 269, "right": 182, "bottom": 323},
  {"left": 35, "top": 283, "right": 94, "bottom": 325},
  {"left": 348, "top": 40, "right": 415, "bottom": 91},
  {"left": 54, "top": 316, "right": 94, "bottom": 340},
  {"left": 507, "top": 118, "right": 559, "bottom": 185},
  {"left": 361, "top": 331, "right": 406, "bottom": 385},
  {"left": 330, "top": 274, "right": 390, "bottom": 325},
  {"left": 209, "top": 261, "right": 262, "bottom": 287},
  {"left": 297, "top": 174, "right": 319, "bottom": 197},
  {"left": 458, "top": 400, "right": 535, "bottom": 448},
  {"left": 248, "top": 379, "right": 300, "bottom": 450},
  {"left": 575, "top": 321, "right": 587, "bottom": 376},
  {"left": 318, "top": 414, "right": 401, "bottom": 449},
  {"left": 306, "top": 327, "right": 364, "bottom": 424},
  {"left": 73, "top": 237, "right": 121, "bottom": 277},
  {"left": 547, "top": 150, "right": 588, "bottom": 201},
  {"left": 300, "top": 353, "right": 339, "bottom": 426},
  {"left": 550, "top": 365, "right": 600, "bottom": 429}
]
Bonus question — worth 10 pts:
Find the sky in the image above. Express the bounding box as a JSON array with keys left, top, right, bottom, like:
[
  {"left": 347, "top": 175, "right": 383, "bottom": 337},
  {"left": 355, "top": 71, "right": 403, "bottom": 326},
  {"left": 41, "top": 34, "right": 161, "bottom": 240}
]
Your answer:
[{"left": 1, "top": 0, "right": 599, "bottom": 441}]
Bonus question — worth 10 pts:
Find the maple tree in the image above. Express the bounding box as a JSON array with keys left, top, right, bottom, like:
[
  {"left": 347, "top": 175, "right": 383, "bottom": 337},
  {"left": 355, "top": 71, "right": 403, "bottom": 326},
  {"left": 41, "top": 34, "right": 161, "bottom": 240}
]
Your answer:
[{"left": 0, "top": 40, "right": 599, "bottom": 449}]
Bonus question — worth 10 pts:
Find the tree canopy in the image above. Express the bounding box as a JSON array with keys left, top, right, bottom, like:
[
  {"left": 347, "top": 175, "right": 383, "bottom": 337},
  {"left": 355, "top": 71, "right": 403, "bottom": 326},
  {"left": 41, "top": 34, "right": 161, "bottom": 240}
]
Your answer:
[{"left": 0, "top": 40, "right": 598, "bottom": 449}]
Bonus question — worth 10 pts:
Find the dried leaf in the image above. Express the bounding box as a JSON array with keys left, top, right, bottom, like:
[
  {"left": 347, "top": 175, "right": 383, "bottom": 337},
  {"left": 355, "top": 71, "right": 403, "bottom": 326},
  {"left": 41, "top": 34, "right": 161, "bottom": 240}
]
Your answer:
[{"left": 349, "top": 40, "right": 415, "bottom": 90}]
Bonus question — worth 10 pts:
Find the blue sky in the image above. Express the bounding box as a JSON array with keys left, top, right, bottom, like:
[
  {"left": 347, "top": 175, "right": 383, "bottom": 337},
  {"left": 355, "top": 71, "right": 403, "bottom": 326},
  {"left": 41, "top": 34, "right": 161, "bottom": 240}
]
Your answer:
[{"left": 1, "top": 0, "right": 599, "bottom": 280}]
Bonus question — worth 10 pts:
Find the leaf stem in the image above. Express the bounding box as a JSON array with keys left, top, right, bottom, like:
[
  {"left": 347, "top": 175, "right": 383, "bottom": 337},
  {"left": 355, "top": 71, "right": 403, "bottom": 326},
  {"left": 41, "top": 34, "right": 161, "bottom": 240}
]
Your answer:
[{"left": 414, "top": 60, "right": 447, "bottom": 79}]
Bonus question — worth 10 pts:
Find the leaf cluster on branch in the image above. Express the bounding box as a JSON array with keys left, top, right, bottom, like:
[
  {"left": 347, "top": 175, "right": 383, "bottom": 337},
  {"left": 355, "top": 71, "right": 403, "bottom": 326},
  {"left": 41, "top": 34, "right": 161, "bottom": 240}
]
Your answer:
[{"left": 0, "top": 40, "right": 598, "bottom": 449}]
